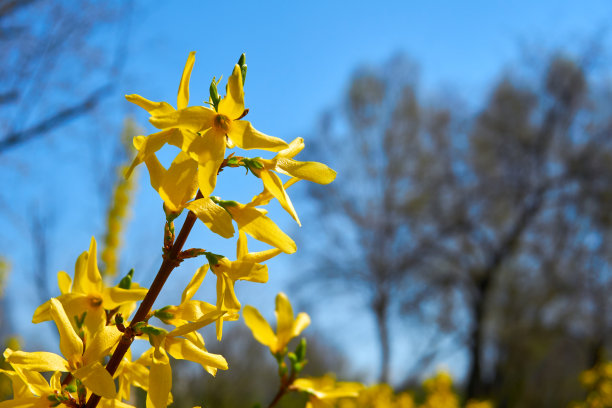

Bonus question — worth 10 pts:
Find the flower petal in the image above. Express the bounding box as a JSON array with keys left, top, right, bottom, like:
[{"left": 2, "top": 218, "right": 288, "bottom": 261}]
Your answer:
[
  {"left": 218, "top": 64, "right": 244, "bottom": 120},
  {"left": 189, "top": 128, "right": 226, "bottom": 196},
  {"left": 125, "top": 94, "right": 174, "bottom": 116},
  {"left": 102, "top": 286, "right": 148, "bottom": 310},
  {"left": 275, "top": 293, "right": 295, "bottom": 350},
  {"left": 167, "top": 310, "right": 225, "bottom": 338},
  {"left": 186, "top": 198, "right": 234, "bottom": 238},
  {"left": 177, "top": 51, "right": 196, "bottom": 110},
  {"left": 146, "top": 349, "right": 172, "bottom": 408},
  {"left": 229, "top": 120, "right": 288, "bottom": 152},
  {"left": 260, "top": 170, "right": 301, "bottom": 225},
  {"left": 243, "top": 306, "right": 277, "bottom": 350},
  {"left": 49, "top": 298, "right": 83, "bottom": 362},
  {"left": 57, "top": 271, "right": 72, "bottom": 294},
  {"left": 73, "top": 361, "right": 116, "bottom": 399},
  {"left": 165, "top": 337, "right": 228, "bottom": 373},
  {"left": 275, "top": 158, "right": 337, "bottom": 184},
  {"left": 4, "top": 350, "right": 69, "bottom": 373},
  {"left": 181, "top": 265, "right": 209, "bottom": 303},
  {"left": 227, "top": 204, "right": 296, "bottom": 254},
  {"left": 83, "top": 325, "right": 122, "bottom": 364},
  {"left": 149, "top": 106, "right": 215, "bottom": 132}
]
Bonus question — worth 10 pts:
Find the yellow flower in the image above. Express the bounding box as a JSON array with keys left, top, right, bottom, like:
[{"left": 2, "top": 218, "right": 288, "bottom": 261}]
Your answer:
[
  {"left": 6, "top": 299, "right": 121, "bottom": 398},
  {"left": 209, "top": 232, "right": 282, "bottom": 340},
  {"left": 126, "top": 52, "right": 288, "bottom": 204},
  {"left": 114, "top": 349, "right": 150, "bottom": 403},
  {"left": 139, "top": 316, "right": 228, "bottom": 408},
  {"left": 293, "top": 376, "right": 363, "bottom": 408},
  {"left": 32, "top": 237, "right": 147, "bottom": 336},
  {"left": 254, "top": 137, "right": 336, "bottom": 225},
  {"left": 243, "top": 292, "right": 310, "bottom": 354},
  {"left": 187, "top": 197, "right": 297, "bottom": 253}
]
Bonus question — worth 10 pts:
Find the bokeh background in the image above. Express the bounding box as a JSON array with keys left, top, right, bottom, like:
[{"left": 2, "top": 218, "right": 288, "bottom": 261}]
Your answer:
[{"left": 2, "top": 1, "right": 612, "bottom": 406}]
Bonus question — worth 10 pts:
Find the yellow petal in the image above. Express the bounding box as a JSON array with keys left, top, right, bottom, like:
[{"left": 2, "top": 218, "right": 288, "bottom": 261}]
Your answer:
[
  {"left": 57, "top": 271, "right": 72, "bottom": 294},
  {"left": 251, "top": 177, "right": 300, "bottom": 207},
  {"left": 149, "top": 106, "right": 215, "bottom": 132},
  {"left": 177, "top": 51, "right": 196, "bottom": 110},
  {"left": 181, "top": 265, "right": 209, "bottom": 303},
  {"left": 172, "top": 300, "right": 216, "bottom": 322},
  {"left": 126, "top": 128, "right": 182, "bottom": 178},
  {"left": 189, "top": 128, "right": 226, "bottom": 196},
  {"left": 49, "top": 298, "right": 83, "bottom": 362},
  {"left": 4, "top": 350, "right": 69, "bottom": 372},
  {"left": 227, "top": 204, "right": 296, "bottom": 254},
  {"left": 242, "top": 306, "right": 277, "bottom": 350},
  {"left": 143, "top": 154, "right": 165, "bottom": 192},
  {"left": 275, "top": 293, "right": 295, "bottom": 350},
  {"left": 165, "top": 337, "right": 228, "bottom": 372},
  {"left": 159, "top": 152, "right": 199, "bottom": 211},
  {"left": 229, "top": 120, "right": 288, "bottom": 151},
  {"left": 225, "top": 261, "right": 268, "bottom": 283},
  {"left": 9, "top": 365, "right": 51, "bottom": 397},
  {"left": 82, "top": 326, "right": 122, "bottom": 364},
  {"left": 31, "top": 299, "right": 51, "bottom": 324},
  {"left": 186, "top": 198, "right": 234, "bottom": 238},
  {"left": 218, "top": 64, "right": 244, "bottom": 120},
  {"left": 73, "top": 361, "right": 116, "bottom": 399},
  {"left": 167, "top": 310, "right": 225, "bottom": 338},
  {"left": 293, "top": 312, "right": 311, "bottom": 339},
  {"left": 260, "top": 170, "right": 301, "bottom": 225},
  {"left": 275, "top": 158, "right": 337, "bottom": 184},
  {"left": 0, "top": 397, "right": 49, "bottom": 408},
  {"left": 216, "top": 272, "right": 241, "bottom": 312},
  {"left": 277, "top": 137, "right": 305, "bottom": 159},
  {"left": 102, "top": 286, "right": 148, "bottom": 309},
  {"left": 125, "top": 94, "right": 174, "bottom": 116},
  {"left": 146, "top": 349, "right": 172, "bottom": 408}
]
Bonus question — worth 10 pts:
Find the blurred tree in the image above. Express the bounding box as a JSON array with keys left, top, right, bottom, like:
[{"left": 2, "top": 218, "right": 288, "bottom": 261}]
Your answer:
[
  {"left": 303, "top": 52, "right": 612, "bottom": 406},
  {"left": 0, "top": 0, "right": 131, "bottom": 152}
]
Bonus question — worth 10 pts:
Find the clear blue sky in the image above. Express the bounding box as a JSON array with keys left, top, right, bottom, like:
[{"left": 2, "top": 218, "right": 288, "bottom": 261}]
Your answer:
[{"left": 3, "top": 0, "right": 612, "bottom": 385}]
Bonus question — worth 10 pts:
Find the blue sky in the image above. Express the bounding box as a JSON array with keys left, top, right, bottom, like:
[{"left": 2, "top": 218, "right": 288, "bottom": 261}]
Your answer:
[{"left": 3, "top": 0, "right": 612, "bottom": 385}]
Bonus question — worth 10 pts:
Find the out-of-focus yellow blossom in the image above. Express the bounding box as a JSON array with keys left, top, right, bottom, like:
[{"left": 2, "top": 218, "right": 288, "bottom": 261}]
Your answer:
[
  {"left": 139, "top": 315, "right": 228, "bottom": 408},
  {"left": 420, "top": 372, "right": 459, "bottom": 408},
  {"left": 338, "top": 384, "right": 415, "bottom": 408},
  {"left": 5, "top": 299, "right": 121, "bottom": 398},
  {"left": 571, "top": 360, "right": 612, "bottom": 408},
  {"left": 209, "top": 231, "right": 282, "bottom": 340},
  {"left": 465, "top": 400, "right": 494, "bottom": 408},
  {"left": 293, "top": 375, "right": 363, "bottom": 408},
  {"left": 254, "top": 137, "right": 337, "bottom": 225},
  {"left": 32, "top": 237, "right": 147, "bottom": 336},
  {"left": 243, "top": 292, "right": 310, "bottom": 354}
]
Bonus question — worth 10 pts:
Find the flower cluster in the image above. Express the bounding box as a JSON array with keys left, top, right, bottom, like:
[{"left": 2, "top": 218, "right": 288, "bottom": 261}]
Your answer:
[{"left": 0, "top": 52, "right": 336, "bottom": 408}]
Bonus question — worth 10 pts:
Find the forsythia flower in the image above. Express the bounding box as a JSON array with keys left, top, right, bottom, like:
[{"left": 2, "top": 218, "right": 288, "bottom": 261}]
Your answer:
[
  {"left": 209, "top": 231, "right": 282, "bottom": 339},
  {"left": 140, "top": 314, "right": 228, "bottom": 408},
  {"left": 243, "top": 292, "right": 310, "bottom": 354},
  {"left": 293, "top": 376, "right": 363, "bottom": 408},
  {"left": 125, "top": 52, "right": 287, "bottom": 210},
  {"left": 254, "top": 137, "right": 337, "bottom": 225},
  {"left": 32, "top": 237, "right": 147, "bottom": 336},
  {"left": 5, "top": 298, "right": 121, "bottom": 398},
  {"left": 421, "top": 372, "right": 459, "bottom": 408},
  {"left": 338, "top": 384, "right": 415, "bottom": 408}
]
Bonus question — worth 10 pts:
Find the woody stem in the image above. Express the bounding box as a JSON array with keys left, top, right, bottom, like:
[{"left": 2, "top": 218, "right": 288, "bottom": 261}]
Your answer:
[{"left": 84, "top": 191, "right": 203, "bottom": 408}]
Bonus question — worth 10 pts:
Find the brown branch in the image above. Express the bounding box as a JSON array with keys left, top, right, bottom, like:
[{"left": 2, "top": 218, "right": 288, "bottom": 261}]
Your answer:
[
  {"left": 0, "top": 83, "right": 113, "bottom": 153},
  {"left": 84, "top": 191, "right": 203, "bottom": 408}
]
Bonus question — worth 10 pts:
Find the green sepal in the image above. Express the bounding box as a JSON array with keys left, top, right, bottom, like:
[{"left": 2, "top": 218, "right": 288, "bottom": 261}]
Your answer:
[
  {"left": 295, "top": 338, "right": 307, "bottom": 362},
  {"left": 118, "top": 269, "right": 134, "bottom": 289},
  {"left": 163, "top": 203, "right": 182, "bottom": 223},
  {"left": 204, "top": 252, "right": 225, "bottom": 267},
  {"left": 64, "top": 384, "right": 77, "bottom": 393},
  {"left": 242, "top": 157, "right": 263, "bottom": 177},
  {"left": 226, "top": 156, "right": 241, "bottom": 166},
  {"left": 138, "top": 324, "right": 168, "bottom": 336},
  {"left": 237, "top": 53, "right": 247, "bottom": 84},
  {"left": 210, "top": 77, "right": 221, "bottom": 111},
  {"left": 154, "top": 307, "right": 175, "bottom": 322},
  {"left": 74, "top": 312, "right": 87, "bottom": 329}
]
